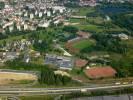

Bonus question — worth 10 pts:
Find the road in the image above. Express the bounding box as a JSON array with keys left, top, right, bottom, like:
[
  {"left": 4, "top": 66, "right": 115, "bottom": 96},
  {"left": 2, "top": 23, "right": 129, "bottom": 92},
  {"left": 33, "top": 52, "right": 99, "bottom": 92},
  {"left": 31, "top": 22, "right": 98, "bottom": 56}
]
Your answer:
[{"left": 0, "top": 84, "right": 133, "bottom": 95}]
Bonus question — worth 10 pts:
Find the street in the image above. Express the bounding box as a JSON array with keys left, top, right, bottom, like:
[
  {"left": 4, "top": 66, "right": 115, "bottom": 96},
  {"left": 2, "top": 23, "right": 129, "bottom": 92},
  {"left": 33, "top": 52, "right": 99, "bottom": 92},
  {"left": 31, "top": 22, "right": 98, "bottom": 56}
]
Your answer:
[{"left": 0, "top": 84, "right": 133, "bottom": 95}]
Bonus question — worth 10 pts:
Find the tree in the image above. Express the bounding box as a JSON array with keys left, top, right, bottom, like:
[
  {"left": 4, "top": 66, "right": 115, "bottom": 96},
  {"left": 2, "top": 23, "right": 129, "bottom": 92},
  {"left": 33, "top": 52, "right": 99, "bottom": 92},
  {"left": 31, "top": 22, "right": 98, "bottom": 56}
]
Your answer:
[
  {"left": 39, "top": 69, "right": 72, "bottom": 85},
  {"left": 33, "top": 40, "right": 50, "bottom": 52},
  {"left": 55, "top": 74, "right": 63, "bottom": 85},
  {"left": 0, "top": 2, "right": 5, "bottom": 10},
  {"left": 62, "top": 76, "right": 71, "bottom": 85},
  {"left": 63, "top": 26, "right": 78, "bottom": 34},
  {"left": 91, "top": 33, "right": 128, "bottom": 54},
  {"left": 39, "top": 67, "right": 55, "bottom": 85}
]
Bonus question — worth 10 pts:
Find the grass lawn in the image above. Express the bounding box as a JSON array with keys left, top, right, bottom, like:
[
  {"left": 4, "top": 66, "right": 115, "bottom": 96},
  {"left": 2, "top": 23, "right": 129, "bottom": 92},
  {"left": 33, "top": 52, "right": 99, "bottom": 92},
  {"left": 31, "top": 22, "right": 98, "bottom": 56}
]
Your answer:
[
  {"left": 31, "top": 57, "right": 44, "bottom": 65},
  {"left": 70, "top": 7, "right": 127, "bottom": 33},
  {"left": 87, "top": 17, "right": 104, "bottom": 25},
  {"left": 76, "top": 23, "right": 126, "bottom": 33},
  {"left": 69, "top": 18, "right": 86, "bottom": 23},
  {"left": 0, "top": 35, "right": 23, "bottom": 44},
  {"left": 77, "top": 24, "right": 104, "bottom": 33},
  {"left": 68, "top": 17, "right": 126, "bottom": 33},
  {"left": 72, "top": 7, "right": 95, "bottom": 16},
  {"left": 73, "top": 39, "right": 95, "bottom": 51}
]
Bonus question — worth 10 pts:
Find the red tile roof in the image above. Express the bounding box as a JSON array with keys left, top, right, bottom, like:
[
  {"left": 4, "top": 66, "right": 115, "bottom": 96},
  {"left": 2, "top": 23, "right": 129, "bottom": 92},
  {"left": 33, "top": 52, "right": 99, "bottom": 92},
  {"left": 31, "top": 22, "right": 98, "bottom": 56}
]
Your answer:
[
  {"left": 75, "top": 59, "right": 88, "bottom": 68},
  {"left": 85, "top": 66, "right": 117, "bottom": 79}
]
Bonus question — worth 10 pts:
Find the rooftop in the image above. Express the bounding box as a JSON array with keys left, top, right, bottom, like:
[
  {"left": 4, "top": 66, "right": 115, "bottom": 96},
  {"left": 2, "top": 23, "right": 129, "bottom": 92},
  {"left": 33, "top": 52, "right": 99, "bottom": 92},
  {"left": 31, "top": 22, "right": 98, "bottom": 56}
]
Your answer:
[
  {"left": 75, "top": 59, "right": 88, "bottom": 68},
  {"left": 45, "top": 54, "right": 74, "bottom": 70},
  {"left": 85, "top": 66, "right": 117, "bottom": 79}
]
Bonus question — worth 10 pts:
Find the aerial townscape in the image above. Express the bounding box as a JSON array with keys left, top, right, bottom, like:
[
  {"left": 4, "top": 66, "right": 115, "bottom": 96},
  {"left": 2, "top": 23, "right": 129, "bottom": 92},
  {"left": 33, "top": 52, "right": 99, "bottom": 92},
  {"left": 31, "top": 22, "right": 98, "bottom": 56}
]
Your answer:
[{"left": 0, "top": 0, "right": 132, "bottom": 100}]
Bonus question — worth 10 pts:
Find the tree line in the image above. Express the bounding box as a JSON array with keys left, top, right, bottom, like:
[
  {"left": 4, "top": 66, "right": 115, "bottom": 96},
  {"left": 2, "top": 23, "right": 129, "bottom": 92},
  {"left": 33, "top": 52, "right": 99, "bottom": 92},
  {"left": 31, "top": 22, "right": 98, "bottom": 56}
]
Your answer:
[
  {"left": 81, "top": 33, "right": 128, "bottom": 54},
  {"left": 39, "top": 68, "right": 71, "bottom": 85}
]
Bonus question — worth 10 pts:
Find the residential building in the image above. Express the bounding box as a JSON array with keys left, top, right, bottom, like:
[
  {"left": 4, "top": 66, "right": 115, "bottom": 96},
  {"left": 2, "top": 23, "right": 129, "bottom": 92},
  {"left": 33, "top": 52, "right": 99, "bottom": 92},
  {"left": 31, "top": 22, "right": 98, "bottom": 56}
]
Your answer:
[{"left": 118, "top": 33, "right": 129, "bottom": 40}]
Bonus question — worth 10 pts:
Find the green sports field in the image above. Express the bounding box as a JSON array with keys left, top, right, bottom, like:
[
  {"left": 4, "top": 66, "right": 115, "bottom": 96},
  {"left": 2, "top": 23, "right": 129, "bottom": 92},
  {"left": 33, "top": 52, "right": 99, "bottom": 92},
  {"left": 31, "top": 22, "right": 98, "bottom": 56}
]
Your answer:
[{"left": 73, "top": 39, "right": 95, "bottom": 51}]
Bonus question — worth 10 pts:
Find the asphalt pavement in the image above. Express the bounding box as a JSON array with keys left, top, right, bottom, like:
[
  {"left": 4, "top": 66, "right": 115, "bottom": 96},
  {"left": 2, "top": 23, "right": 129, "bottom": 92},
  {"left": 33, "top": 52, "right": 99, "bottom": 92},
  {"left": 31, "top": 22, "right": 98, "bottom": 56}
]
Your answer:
[{"left": 0, "top": 84, "right": 133, "bottom": 95}]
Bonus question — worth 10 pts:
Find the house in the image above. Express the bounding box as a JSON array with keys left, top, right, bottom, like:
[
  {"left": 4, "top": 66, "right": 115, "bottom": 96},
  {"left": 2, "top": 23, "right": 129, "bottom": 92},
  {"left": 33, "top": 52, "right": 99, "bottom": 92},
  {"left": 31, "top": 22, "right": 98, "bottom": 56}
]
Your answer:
[
  {"left": 38, "top": 20, "right": 50, "bottom": 28},
  {"left": 75, "top": 59, "right": 88, "bottom": 68},
  {"left": 54, "top": 20, "right": 60, "bottom": 25},
  {"left": 45, "top": 54, "right": 74, "bottom": 70},
  {"left": 47, "top": 11, "right": 51, "bottom": 17},
  {"left": 105, "top": 15, "right": 111, "bottom": 21},
  {"left": 39, "top": 12, "right": 43, "bottom": 17},
  {"left": 53, "top": 6, "right": 66, "bottom": 13},
  {"left": 2, "top": 21, "right": 14, "bottom": 29},
  {"left": 85, "top": 66, "right": 117, "bottom": 79},
  {"left": 1, "top": 52, "right": 20, "bottom": 62},
  {"left": 24, "top": 24, "right": 28, "bottom": 30},
  {"left": 30, "top": 13, "right": 34, "bottom": 19},
  {"left": 118, "top": 33, "right": 129, "bottom": 40},
  {"left": 24, "top": 12, "right": 28, "bottom": 17},
  {"left": 24, "top": 54, "right": 30, "bottom": 63},
  {"left": 79, "top": 0, "right": 97, "bottom": 7},
  {"left": 29, "top": 24, "right": 37, "bottom": 31},
  {"left": 16, "top": 23, "right": 21, "bottom": 31},
  {"left": 9, "top": 25, "right": 14, "bottom": 32}
]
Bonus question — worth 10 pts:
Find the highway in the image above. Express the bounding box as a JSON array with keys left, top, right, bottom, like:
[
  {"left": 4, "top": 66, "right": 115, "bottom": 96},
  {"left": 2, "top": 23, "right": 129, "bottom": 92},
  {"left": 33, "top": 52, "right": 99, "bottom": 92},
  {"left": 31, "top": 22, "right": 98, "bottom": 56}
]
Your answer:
[{"left": 0, "top": 84, "right": 133, "bottom": 95}]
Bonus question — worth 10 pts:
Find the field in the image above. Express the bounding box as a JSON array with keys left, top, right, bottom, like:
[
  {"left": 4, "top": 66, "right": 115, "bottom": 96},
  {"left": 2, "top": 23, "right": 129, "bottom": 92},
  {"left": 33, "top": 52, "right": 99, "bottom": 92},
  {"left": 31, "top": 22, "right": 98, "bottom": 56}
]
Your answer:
[
  {"left": 66, "top": 39, "right": 95, "bottom": 53},
  {"left": 72, "top": 7, "right": 95, "bottom": 16},
  {"left": 69, "top": 18, "right": 86, "bottom": 24},
  {"left": 0, "top": 35, "right": 23, "bottom": 45},
  {"left": 77, "top": 24, "right": 103, "bottom": 33},
  {"left": 68, "top": 6, "right": 128, "bottom": 33},
  {"left": 73, "top": 39, "right": 95, "bottom": 50},
  {"left": 0, "top": 72, "right": 37, "bottom": 85},
  {"left": 87, "top": 17, "right": 104, "bottom": 24}
]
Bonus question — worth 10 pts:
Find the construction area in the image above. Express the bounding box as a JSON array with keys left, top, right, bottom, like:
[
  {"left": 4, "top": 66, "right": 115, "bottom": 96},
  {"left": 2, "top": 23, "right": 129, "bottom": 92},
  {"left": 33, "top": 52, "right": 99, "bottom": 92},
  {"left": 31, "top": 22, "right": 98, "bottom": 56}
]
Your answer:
[{"left": 0, "top": 71, "right": 37, "bottom": 85}]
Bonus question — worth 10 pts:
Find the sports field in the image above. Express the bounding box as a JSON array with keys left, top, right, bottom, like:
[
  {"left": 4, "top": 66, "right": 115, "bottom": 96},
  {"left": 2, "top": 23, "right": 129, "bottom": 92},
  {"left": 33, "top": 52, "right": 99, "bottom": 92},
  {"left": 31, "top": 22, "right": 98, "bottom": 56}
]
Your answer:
[
  {"left": 66, "top": 39, "right": 95, "bottom": 53},
  {"left": 73, "top": 39, "right": 95, "bottom": 50}
]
